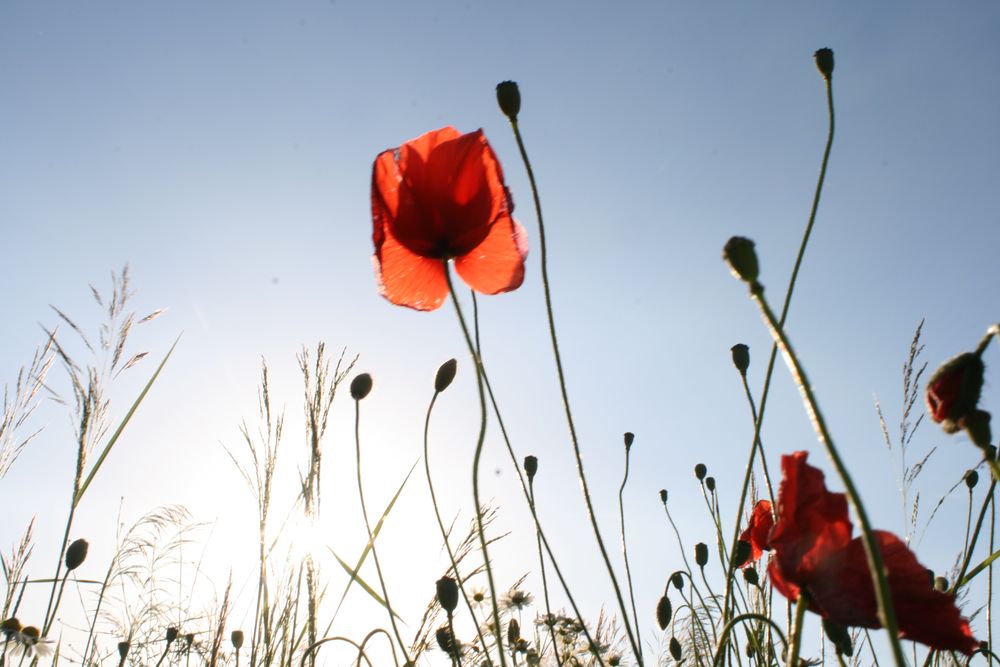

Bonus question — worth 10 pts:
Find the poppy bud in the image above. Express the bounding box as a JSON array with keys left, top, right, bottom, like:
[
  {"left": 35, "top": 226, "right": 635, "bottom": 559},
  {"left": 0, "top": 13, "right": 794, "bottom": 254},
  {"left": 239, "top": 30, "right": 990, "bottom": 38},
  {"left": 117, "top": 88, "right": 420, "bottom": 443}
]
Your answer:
[
  {"left": 669, "top": 636, "right": 682, "bottom": 660},
  {"left": 823, "top": 619, "right": 853, "bottom": 657},
  {"left": 118, "top": 641, "right": 130, "bottom": 660},
  {"left": 694, "top": 463, "right": 707, "bottom": 481},
  {"left": 695, "top": 542, "right": 709, "bottom": 568},
  {"left": 231, "top": 630, "right": 244, "bottom": 650},
  {"left": 723, "top": 236, "right": 760, "bottom": 284},
  {"left": 185, "top": 634, "right": 195, "bottom": 648},
  {"left": 624, "top": 432, "right": 634, "bottom": 451},
  {"left": 730, "top": 344, "right": 750, "bottom": 376},
  {"left": 435, "top": 359, "right": 457, "bottom": 393},
  {"left": 732, "top": 540, "right": 752, "bottom": 569},
  {"left": 742, "top": 568, "right": 759, "bottom": 587},
  {"left": 166, "top": 627, "right": 179, "bottom": 644},
  {"left": 670, "top": 572, "right": 685, "bottom": 590},
  {"left": 65, "top": 538, "right": 89, "bottom": 571},
  {"left": 966, "top": 469, "right": 980, "bottom": 489},
  {"left": 814, "top": 48, "right": 835, "bottom": 80},
  {"left": 523, "top": 455, "right": 538, "bottom": 482},
  {"left": 926, "top": 352, "right": 985, "bottom": 433},
  {"left": 436, "top": 576, "right": 459, "bottom": 614},
  {"left": 507, "top": 618, "right": 520, "bottom": 644},
  {"left": 435, "top": 626, "right": 458, "bottom": 656},
  {"left": 934, "top": 576, "right": 949, "bottom": 592},
  {"left": 350, "top": 373, "right": 373, "bottom": 400},
  {"left": 659, "top": 489, "right": 668, "bottom": 504},
  {"left": 656, "top": 595, "right": 672, "bottom": 630},
  {"left": 496, "top": 81, "right": 521, "bottom": 121},
  {"left": 705, "top": 476, "right": 716, "bottom": 492}
]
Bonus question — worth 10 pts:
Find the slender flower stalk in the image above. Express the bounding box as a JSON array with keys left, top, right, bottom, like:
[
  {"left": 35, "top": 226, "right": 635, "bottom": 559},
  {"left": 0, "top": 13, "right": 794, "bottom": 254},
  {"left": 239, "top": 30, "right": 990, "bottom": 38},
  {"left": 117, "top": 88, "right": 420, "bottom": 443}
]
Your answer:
[
  {"left": 786, "top": 594, "right": 809, "bottom": 667},
  {"left": 617, "top": 434, "right": 641, "bottom": 663},
  {"left": 501, "top": 84, "right": 642, "bottom": 665}
]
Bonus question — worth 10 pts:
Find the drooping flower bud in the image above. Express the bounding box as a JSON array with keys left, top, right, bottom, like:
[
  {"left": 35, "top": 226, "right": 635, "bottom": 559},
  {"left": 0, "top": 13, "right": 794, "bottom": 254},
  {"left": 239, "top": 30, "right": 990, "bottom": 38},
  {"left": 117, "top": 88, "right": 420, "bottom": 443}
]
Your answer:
[
  {"left": 117, "top": 641, "right": 130, "bottom": 660},
  {"left": 670, "top": 572, "right": 684, "bottom": 590},
  {"left": 435, "top": 359, "right": 457, "bottom": 393},
  {"left": 965, "top": 469, "right": 980, "bottom": 489},
  {"left": 730, "top": 344, "right": 750, "bottom": 376},
  {"left": 231, "top": 630, "right": 244, "bottom": 650},
  {"left": 436, "top": 576, "right": 459, "bottom": 614},
  {"left": 742, "top": 568, "right": 759, "bottom": 587},
  {"left": 623, "top": 432, "right": 634, "bottom": 451},
  {"left": 659, "top": 489, "right": 668, "bottom": 505},
  {"left": 523, "top": 455, "right": 538, "bottom": 482},
  {"left": 694, "top": 463, "right": 707, "bottom": 481},
  {"left": 695, "top": 543, "right": 709, "bottom": 568},
  {"left": 926, "top": 352, "right": 985, "bottom": 433},
  {"left": 350, "top": 373, "right": 373, "bottom": 400},
  {"left": 732, "top": 540, "right": 752, "bottom": 569},
  {"left": 723, "top": 237, "right": 760, "bottom": 284},
  {"left": 65, "top": 538, "right": 89, "bottom": 571},
  {"left": 814, "top": 48, "right": 835, "bottom": 81},
  {"left": 823, "top": 619, "right": 853, "bottom": 657},
  {"left": 705, "top": 476, "right": 716, "bottom": 492},
  {"left": 495, "top": 81, "right": 521, "bottom": 121},
  {"left": 166, "top": 627, "right": 179, "bottom": 644},
  {"left": 669, "top": 636, "right": 682, "bottom": 660},
  {"left": 656, "top": 595, "right": 672, "bottom": 630}
]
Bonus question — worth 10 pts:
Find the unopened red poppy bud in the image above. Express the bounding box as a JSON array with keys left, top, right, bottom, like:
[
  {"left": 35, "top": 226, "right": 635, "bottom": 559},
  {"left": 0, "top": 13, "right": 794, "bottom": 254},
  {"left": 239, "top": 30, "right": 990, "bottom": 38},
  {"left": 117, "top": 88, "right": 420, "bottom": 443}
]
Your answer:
[
  {"left": 523, "top": 455, "right": 538, "bottom": 481},
  {"left": 934, "top": 576, "right": 949, "bottom": 592},
  {"left": 814, "top": 48, "right": 835, "bottom": 80},
  {"left": 435, "top": 359, "right": 457, "bottom": 393},
  {"left": 694, "top": 463, "right": 707, "bottom": 480},
  {"left": 166, "top": 627, "right": 179, "bottom": 644},
  {"left": 659, "top": 489, "right": 668, "bottom": 504},
  {"left": 350, "top": 373, "right": 373, "bottom": 400},
  {"left": 507, "top": 618, "right": 520, "bottom": 644},
  {"left": 965, "top": 409, "right": 993, "bottom": 450},
  {"left": 669, "top": 636, "right": 682, "bottom": 660},
  {"left": 118, "top": 641, "right": 130, "bottom": 660},
  {"left": 823, "top": 619, "right": 853, "bottom": 657},
  {"left": 65, "top": 538, "right": 89, "bottom": 571},
  {"left": 730, "top": 344, "right": 750, "bottom": 376},
  {"left": 723, "top": 236, "right": 760, "bottom": 284},
  {"left": 436, "top": 576, "right": 459, "bottom": 614},
  {"left": 742, "top": 568, "right": 759, "bottom": 586},
  {"left": 231, "top": 630, "right": 244, "bottom": 650},
  {"left": 926, "top": 352, "right": 985, "bottom": 433},
  {"left": 656, "top": 595, "right": 672, "bottom": 630},
  {"left": 695, "top": 542, "right": 709, "bottom": 568},
  {"left": 623, "top": 432, "right": 634, "bottom": 451},
  {"left": 705, "top": 476, "right": 716, "bottom": 492},
  {"left": 966, "top": 469, "right": 980, "bottom": 489},
  {"left": 670, "top": 572, "right": 685, "bottom": 590},
  {"left": 496, "top": 81, "right": 521, "bottom": 121},
  {"left": 733, "top": 540, "right": 752, "bottom": 568}
]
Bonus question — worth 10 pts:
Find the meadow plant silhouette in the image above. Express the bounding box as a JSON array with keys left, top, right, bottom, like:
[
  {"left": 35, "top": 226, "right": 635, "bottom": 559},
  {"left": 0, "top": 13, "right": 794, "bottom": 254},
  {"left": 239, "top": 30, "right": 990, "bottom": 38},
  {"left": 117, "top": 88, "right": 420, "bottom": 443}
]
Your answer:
[{"left": 3, "top": 48, "right": 1000, "bottom": 667}]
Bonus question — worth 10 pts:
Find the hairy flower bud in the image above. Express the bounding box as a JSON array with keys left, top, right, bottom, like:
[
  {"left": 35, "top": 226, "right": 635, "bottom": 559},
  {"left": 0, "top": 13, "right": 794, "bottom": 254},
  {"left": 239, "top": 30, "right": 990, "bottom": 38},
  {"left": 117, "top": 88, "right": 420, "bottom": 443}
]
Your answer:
[
  {"left": 231, "top": 630, "right": 244, "bottom": 650},
  {"left": 670, "top": 636, "right": 682, "bottom": 660},
  {"left": 496, "top": 81, "right": 521, "bottom": 121},
  {"left": 65, "top": 538, "right": 89, "bottom": 571},
  {"left": 723, "top": 236, "right": 760, "bottom": 284},
  {"left": 350, "top": 373, "right": 373, "bottom": 400},
  {"left": 435, "top": 626, "right": 458, "bottom": 656},
  {"left": 436, "top": 576, "right": 459, "bottom": 614},
  {"left": 656, "top": 595, "right": 672, "bottom": 630},
  {"left": 694, "top": 463, "right": 707, "bottom": 481},
  {"left": 732, "top": 540, "right": 752, "bottom": 569},
  {"left": 926, "top": 352, "right": 985, "bottom": 433},
  {"left": 814, "top": 48, "right": 835, "bottom": 80},
  {"left": 670, "top": 572, "right": 685, "bottom": 590},
  {"left": 523, "top": 455, "right": 538, "bottom": 482},
  {"left": 966, "top": 469, "right": 980, "bottom": 489},
  {"left": 705, "top": 476, "right": 716, "bottom": 492},
  {"left": 743, "top": 568, "right": 759, "bottom": 587},
  {"left": 435, "top": 359, "right": 457, "bottom": 393},
  {"left": 695, "top": 542, "right": 709, "bottom": 568},
  {"left": 730, "top": 344, "right": 750, "bottom": 376}
]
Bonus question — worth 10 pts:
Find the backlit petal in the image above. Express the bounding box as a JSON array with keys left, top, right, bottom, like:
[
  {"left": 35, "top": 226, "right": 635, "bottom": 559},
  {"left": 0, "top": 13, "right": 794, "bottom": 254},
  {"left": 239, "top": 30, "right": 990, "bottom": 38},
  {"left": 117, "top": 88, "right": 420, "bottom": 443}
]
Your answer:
[
  {"left": 374, "top": 224, "right": 448, "bottom": 311},
  {"left": 454, "top": 216, "right": 528, "bottom": 295},
  {"left": 739, "top": 500, "right": 774, "bottom": 564}
]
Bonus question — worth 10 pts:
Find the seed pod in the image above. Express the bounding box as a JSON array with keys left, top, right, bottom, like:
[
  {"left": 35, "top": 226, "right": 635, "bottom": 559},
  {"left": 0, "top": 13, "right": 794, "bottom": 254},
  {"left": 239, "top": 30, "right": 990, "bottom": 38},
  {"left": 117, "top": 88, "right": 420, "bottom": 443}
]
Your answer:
[
  {"left": 934, "top": 576, "right": 949, "bottom": 592},
  {"left": 435, "top": 626, "right": 458, "bottom": 656},
  {"left": 659, "top": 489, "right": 668, "bottom": 504},
  {"left": 65, "top": 538, "right": 89, "bottom": 571},
  {"left": 436, "top": 576, "right": 459, "bottom": 614},
  {"left": 695, "top": 543, "right": 709, "bottom": 568},
  {"left": 723, "top": 236, "right": 760, "bottom": 284},
  {"left": 523, "top": 455, "right": 538, "bottom": 482},
  {"left": 435, "top": 359, "right": 457, "bottom": 393},
  {"left": 705, "top": 476, "right": 716, "bottom": 492},
  {"left": 733, "top": 540, "right": 752, "bottom": 569},
  {"left": 814, "top": 48, "right": 835, "bottom": 80},
  {"left": 350, "top": 373, "right": 373, "bottom": 400},
  {"left": 694, "top": 463, "right": 707, "bottom": 481},
  {"left": 117, "top": 641, "right": 130, "bottom": 660},
  {"left": 966, "top": 469, "right": 980, "bottom": 489},
  {"left": 656, "top": 595, "right": 672, "bottom": 630},
  {"left": 495, "top": 81, "right": 521, "bottom": 121},
  {"left": 730, "top": 344, "right": 750, "bottom": 376},
  {"left": 669, "top": 636, "right": 683, "bottom": 661},
  {"left": 670, "top": 572, "right": 685, "bottom": 590},
  {"left": 231, "top": 630, "right": 244, "bottom": 650},
  {"left": 166, "top": 627, "right": 179, "bottom": 644},
  {"left": 624, "top": 432, "right": 634, "bottom": 450}
]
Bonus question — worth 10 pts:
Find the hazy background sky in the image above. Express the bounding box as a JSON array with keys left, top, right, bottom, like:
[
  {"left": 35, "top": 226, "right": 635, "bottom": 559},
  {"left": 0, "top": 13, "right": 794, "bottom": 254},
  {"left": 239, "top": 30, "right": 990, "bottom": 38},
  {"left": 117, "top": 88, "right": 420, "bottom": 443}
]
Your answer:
[{"left": 2, "top": 2, "right": 999, "bottom": 664}]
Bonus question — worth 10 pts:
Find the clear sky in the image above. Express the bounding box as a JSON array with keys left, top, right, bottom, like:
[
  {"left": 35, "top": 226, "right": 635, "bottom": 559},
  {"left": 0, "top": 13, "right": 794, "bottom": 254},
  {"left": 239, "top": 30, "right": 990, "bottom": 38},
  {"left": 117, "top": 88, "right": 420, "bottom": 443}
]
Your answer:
[{"left": 2, "top": 2, "right": 999, "bottom": 664}]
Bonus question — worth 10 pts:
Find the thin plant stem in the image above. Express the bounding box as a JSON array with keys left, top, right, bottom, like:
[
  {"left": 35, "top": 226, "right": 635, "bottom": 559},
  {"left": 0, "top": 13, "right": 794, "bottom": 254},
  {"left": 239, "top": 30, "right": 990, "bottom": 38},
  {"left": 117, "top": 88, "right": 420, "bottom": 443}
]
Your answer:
[
  {"left": 662, "top": 502, "right": 694, "bottom": 577},
  {"left": 786, "top": 594, "right": 809, "bottom": 667},
  {"left": 506, "top": 116, "right": 642, "bottom": 664},
  {"left": 991, "top": 490, "right": 996, "bottom": 659},
  {"left": 952, "top": 478, "right": 998, "bottom": 592},
  {"left": 528, "top": 480, "right": 563, "bottom": 667},
  {"left": 353, "top": 399, "right": 408, "bottom": 667},
  {"left": 422, "top": 391, "right": 492, "bottom": 664},
  {"left": 748, "top": 281, "right": 906, "bottom": 667},
  {"left": 618, "top": 440, "right": 642, "bottom": 663},
  {"left": 712, "top": 613, "right": 789, "bottom": 667},
  {"left": 443, "top": 264, "right": 507, "bottom": 667}
]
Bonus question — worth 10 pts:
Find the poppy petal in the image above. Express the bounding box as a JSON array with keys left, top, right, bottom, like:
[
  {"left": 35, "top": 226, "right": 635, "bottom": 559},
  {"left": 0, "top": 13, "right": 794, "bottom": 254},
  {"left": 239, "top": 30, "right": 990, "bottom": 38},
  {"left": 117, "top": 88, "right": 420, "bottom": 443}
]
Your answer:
[
  {"left": 373, "top": 225, "right": 449, "bottom": 311},
  {"left": 739, "top": 500, "right": 774, "bottom": 564},
  {"left": 454, "top": 215, "right": 528, "bottom": 295}
]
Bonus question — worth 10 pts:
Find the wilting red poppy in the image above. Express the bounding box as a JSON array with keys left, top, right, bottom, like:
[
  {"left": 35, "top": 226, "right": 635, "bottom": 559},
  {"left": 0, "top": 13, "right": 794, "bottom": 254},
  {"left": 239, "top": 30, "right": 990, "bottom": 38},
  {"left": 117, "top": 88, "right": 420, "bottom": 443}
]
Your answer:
[
  {"left": 739, "top": 499, "right": 773, "bottom": 564},
  {"left": 371, "top": 127, "right": 528, "bottom": 311},
  {"left": 741, "top": 451, "right": 978, "bottom": 654}
]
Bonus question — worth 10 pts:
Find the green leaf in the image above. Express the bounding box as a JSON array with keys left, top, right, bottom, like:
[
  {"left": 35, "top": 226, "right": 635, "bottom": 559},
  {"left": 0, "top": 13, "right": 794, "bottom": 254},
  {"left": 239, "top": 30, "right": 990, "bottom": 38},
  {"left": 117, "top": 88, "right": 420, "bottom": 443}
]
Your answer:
[{"left": 959, "top": 546, "right": 1000, "bottom": 588}]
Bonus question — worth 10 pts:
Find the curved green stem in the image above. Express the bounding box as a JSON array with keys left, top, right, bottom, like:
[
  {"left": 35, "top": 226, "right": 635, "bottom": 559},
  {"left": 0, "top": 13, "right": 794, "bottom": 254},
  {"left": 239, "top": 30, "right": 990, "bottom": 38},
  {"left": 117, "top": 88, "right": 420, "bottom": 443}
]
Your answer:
[
  {"left": 786, "top": 594, "right": 809, "bottom": 667},
  {"left": 618, "top": 442, "right": 641, "bottom": 663},
  {"left": 507, "top": 117, "right": 641, "bottom": 665},
  {"left": 749, "top": 282, "right": 906, "bottom": 667},
  {"left": 354, "top": 400, "right": 408, "bottom": 667},
  {"left": 300, "top": 635, "right": 377, "bottom": 667},
  {"left": 443, "top": 265, "right": 507, "bottom": 666},
  {"left": 712, "top": 613, "right": 788, "bottom": 667}
]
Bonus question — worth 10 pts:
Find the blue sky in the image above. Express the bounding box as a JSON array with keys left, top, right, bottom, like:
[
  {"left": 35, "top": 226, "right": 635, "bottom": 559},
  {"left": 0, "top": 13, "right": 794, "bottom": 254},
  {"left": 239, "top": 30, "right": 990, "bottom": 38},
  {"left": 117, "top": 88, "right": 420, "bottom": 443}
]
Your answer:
[{"left": 2, "top": 2, "right": 999, "bottom": 664}]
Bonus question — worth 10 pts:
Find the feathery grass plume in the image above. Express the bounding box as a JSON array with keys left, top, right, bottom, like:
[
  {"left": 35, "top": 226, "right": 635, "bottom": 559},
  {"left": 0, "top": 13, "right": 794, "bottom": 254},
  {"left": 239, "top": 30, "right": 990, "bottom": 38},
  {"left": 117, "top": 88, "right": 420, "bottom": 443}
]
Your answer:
[
  {"left": 0, "top": 339, "right": 54, "bottom": 479},
  {"left": 1, "top": 520, "right": 34, "bottom": 619}
]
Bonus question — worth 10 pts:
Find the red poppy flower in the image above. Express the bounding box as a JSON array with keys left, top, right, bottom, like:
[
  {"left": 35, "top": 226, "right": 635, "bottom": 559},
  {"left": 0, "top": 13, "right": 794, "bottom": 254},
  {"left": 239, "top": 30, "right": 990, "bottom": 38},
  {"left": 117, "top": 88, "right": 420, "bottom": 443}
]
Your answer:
[
  {"left": 371, "top": 127, "right": 528, "bottom": 311},
  {"left": 741, "top": 451, "right": 978, "bottom": 655},
  {"left": 739, "top": 499, "right": 773, "bottom": 564},
  {"left": 925, "top": 352, "right": 985, "bottom": 433}
]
